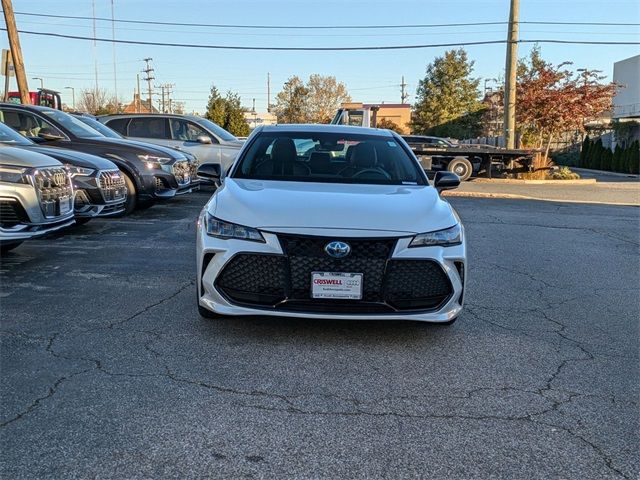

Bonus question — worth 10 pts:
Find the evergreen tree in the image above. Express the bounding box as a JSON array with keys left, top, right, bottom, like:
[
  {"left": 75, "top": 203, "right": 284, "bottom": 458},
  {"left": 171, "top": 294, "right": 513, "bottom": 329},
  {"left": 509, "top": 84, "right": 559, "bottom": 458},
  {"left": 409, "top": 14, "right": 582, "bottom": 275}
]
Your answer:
[
  {"left": 205, "top": 86, "right": 227, "bottom": 127},
  {"left": 412, "top": 48, "right": 483, "bottom": 138},
  {"left": 204, "top": 85, "right": 250, "bottom": 137},
  {"left": 579, "top": 136, "right": 590, "bottom": 168}
]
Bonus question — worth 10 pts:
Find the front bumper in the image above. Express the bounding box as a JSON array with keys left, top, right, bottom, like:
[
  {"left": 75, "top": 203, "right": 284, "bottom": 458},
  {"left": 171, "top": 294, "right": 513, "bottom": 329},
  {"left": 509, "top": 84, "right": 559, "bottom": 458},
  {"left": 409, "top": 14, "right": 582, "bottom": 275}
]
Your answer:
[
  {"left": 72, "top": 169, "right": 127, "bottom": 218},
  {"left": 197, "top": 224, "right": 466, "bottom": 322}
]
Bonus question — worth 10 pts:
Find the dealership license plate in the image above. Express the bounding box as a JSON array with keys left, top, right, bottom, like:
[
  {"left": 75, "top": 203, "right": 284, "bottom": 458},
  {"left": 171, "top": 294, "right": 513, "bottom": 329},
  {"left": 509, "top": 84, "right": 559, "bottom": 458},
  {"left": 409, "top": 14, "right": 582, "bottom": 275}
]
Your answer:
[
  {"left": 311, "top": 272, "right": 363, "bottom": 300},
  {"left": 59, "top": 197, "right": 71, "bottom": 214}
]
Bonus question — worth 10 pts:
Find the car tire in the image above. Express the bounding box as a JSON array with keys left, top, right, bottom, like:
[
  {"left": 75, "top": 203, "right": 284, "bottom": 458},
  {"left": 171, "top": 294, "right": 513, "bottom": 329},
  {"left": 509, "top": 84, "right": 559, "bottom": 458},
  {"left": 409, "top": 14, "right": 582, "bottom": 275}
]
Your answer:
[
  {"left": 122, "top": 173, "right": 137, "bottom": 215},
  {"left": 447, "top": 157, "right": 473, "bottom": 181},
  {"left": 0, "top": 241, "right": 23, "bottom": 254},
  {"left": 74, "top": 218, "right": 92, "bottom": 226}
]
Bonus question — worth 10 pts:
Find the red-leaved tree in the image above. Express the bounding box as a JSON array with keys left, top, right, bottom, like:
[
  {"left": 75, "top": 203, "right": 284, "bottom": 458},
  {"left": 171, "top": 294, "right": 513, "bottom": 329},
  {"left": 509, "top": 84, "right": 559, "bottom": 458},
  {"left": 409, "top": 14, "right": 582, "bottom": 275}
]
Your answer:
[{"left": 515, "top": 47, "right": 618, "bottom": 160}]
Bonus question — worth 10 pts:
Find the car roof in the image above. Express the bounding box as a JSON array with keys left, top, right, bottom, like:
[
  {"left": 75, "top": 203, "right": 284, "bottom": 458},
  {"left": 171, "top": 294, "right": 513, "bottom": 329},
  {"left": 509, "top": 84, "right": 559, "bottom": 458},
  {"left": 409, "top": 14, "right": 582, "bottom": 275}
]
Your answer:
[
  {"left": 100, "top": 113, "right": 200, "bottom": 121},
  {"left": 260, "top": 124, "right": 395, "bottom": 136}
]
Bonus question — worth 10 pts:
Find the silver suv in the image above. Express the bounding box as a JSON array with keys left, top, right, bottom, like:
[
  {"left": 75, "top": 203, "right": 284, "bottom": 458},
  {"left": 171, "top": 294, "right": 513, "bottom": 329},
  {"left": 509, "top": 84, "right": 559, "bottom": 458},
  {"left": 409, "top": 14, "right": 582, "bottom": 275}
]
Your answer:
[
  {"left": 99, "top": 114, "right": 244, "bottom": 172},
  {"left": 0, "top": 146, "right": 75, "bottom": 253}
]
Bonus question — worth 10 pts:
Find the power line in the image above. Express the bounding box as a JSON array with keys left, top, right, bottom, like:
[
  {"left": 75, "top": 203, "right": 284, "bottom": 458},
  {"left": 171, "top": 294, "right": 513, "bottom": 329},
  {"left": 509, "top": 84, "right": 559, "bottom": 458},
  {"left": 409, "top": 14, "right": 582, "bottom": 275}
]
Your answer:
[
  {"left": 1, "top": 28, "right": 638, "bottom": 50},
  {"left": 12, "top": 11, "right": 640, "bottom": 28}
]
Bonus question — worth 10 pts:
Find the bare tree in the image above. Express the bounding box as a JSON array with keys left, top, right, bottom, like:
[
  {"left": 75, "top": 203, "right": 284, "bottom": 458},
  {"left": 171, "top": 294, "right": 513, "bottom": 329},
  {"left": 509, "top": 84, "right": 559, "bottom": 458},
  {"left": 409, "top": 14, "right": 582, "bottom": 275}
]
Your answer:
[
  {"left": 77, "top": 88, "right": 120, "bottom": 115},
  {"left": 273, "top": 75, "right": 351, "bottom": 124}
]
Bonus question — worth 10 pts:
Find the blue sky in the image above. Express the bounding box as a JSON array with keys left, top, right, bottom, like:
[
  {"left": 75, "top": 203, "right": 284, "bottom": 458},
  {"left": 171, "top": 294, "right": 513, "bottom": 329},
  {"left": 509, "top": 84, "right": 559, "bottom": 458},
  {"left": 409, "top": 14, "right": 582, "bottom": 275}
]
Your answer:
[{"left": 4, "top": 0, "right": 639, "bottom": 113}]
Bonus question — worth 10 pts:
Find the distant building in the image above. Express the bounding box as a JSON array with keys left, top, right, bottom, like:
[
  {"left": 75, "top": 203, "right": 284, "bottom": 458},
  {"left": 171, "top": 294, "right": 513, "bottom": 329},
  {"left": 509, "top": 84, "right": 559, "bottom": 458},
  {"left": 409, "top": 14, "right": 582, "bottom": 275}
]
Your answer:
[
  {"left": 122, "top": 93, "right": 159, "bottom": 114},
  {"left": 244, "top": 111, "right": 277, "bottom": 129},
  {"left": 612, "top": 54, "right": 640, "bottom": 148}
]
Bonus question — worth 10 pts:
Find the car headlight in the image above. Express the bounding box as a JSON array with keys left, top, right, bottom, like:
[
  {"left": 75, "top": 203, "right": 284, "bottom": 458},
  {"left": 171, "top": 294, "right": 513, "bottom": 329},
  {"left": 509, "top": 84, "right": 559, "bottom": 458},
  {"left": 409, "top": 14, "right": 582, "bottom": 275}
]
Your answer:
[
  {"left": 65, "top": 165, "right": 95, "bottom": 178},
  {"left": 409, "top": 224, "right": 462, "bottom": 247},
  {"left": 137, "top": 154, "right": 172, "bottom": 170},
  {"left": 0, "top": 165, "right": 28, "bottom": 183},
  {"left": 204, "top": 213, "right": 265, "bottom": 242}
]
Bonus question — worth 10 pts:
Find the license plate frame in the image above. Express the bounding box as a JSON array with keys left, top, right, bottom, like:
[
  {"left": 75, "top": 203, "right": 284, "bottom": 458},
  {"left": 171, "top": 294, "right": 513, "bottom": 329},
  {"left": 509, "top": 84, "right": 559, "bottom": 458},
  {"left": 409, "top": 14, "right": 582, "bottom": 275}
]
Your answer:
[{"left": 311, "top": 272, "right": 363, "bottom": 300}]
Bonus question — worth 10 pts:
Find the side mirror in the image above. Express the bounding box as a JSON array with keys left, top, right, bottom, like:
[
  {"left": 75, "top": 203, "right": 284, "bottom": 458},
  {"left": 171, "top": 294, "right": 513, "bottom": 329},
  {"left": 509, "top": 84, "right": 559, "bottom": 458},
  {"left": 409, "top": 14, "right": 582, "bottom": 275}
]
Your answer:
[
  {"left": 433, "top": 171, "right": 460, "bottom": 192},
  {"left": 196, "top": 135, "right": 212, "bottom": 144},
  {"left": 197, "top": 163, "right": 221, "bottom": 181}
]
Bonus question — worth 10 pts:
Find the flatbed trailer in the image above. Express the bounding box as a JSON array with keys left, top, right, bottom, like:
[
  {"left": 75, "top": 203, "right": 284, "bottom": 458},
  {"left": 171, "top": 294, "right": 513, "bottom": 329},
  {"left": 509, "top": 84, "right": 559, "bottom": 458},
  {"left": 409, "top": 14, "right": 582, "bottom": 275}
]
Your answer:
[{"left": 403, "top": 141, "right": 536, "bottom": 181}]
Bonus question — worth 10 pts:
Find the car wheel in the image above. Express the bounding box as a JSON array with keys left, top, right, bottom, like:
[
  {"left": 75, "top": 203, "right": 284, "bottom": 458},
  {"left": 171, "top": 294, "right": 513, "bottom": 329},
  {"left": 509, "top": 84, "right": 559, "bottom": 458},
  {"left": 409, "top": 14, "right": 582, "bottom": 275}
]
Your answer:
[
  {"left": 447, "top": 157, "right": 473, "bottom": 181},
  {"left": 122, "top": 173, "right": 137, "bottom": 215},
  {"left": 0, "top": 241, "right": 23, "bottom": 254}
]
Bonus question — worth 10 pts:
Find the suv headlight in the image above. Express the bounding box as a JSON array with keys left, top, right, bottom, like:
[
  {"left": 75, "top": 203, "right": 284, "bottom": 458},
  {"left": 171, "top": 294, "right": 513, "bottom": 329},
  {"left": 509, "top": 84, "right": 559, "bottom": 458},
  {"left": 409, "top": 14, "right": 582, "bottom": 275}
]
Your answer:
[
  {"left": 65, "top": 165, "right": 95, "bottom": 178},
  {"left": 0, "top": 165, "right": 28, "bottom": 183},
  {"left": 204, "top": 213, "right": 265, "bottom": 242},
  {"left": 137, "top": 154, "right": 172, "bottom": 170},
  {"left": 409, "top": 224, "right": 462, "bottom": 247}
]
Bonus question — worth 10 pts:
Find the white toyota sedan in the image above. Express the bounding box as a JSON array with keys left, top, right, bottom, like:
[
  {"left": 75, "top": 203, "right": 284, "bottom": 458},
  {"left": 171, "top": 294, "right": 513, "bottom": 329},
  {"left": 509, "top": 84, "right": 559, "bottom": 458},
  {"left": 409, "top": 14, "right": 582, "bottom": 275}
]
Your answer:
[{"left": 196, "top": 125, "right": 466, "bottom": 324}]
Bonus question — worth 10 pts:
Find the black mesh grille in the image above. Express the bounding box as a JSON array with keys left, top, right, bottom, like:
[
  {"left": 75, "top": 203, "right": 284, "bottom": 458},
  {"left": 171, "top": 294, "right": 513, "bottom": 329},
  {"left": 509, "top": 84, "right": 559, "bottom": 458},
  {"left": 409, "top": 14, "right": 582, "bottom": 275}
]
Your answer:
[
  {"left": 280, "top": 235, "right": 395, "bottom": 302},
  {"left": 214, "top": 236, "right": 453, "bottom": 313},
  {"left": 0, "top": 200, "right": 29, "bottom": 225},
  {"left": 385, "top": 259, "right": 452, "bottom": 309},
  {"left": 216, "top": 253, "right": 287, "bottom": 305}
]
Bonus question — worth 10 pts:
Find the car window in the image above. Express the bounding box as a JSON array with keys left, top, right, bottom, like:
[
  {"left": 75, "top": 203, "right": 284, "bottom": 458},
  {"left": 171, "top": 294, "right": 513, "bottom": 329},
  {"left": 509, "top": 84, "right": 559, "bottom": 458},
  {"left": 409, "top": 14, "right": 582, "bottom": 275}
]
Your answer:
[
  {"left": 170, "top": 119, "right": 207, "bottom": 142},
  {"left": 0, "top": 121, "right": 33, "bottom": 145},
  {"left": 195, "top": 118, "right": 236, "bottom": 142},
  {"left": 76, "top": 116, "right": 122, "bottom": 138},
  {"left": 104, "top": 118, "right": 129, "bottom": 135},
  {"left": 128, "top": 117, "right": 170, "bottom": 139},
  {"left": 0, "top": 109, "right": 65, "bottom": 139},
  {"left": 39, "top": 109, "right": 102, "bottom": 138},
  {"left": 234, "top": 131, "right": 425, "bottom": 185}
]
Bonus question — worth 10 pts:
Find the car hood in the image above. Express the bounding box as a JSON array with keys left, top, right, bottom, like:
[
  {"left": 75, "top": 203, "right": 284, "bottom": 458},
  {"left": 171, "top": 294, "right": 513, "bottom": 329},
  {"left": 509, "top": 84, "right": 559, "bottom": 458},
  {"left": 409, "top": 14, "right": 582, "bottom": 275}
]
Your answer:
[
  {"left": 25, "top": 145, "right": 118, "bottom": 170},
  {"left": 0, "top": 145, "right": 62, "bottom": 168},
  {"left": 79, "top": 137, "right": 185, "bottom": 159},
  {"left": 212, "top": 179, "right": 457, "bottom": 235}
]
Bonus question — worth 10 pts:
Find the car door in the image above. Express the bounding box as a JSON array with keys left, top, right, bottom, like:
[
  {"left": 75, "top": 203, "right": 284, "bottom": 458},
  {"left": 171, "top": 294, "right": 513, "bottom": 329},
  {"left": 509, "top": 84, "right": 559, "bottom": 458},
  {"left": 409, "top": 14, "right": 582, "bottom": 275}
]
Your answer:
[
  {"left": 166, "top": 118, "right": 221, "bottom": 165},
  {"left": 126, "top": 117, "right": 172, "bottom": 148}
]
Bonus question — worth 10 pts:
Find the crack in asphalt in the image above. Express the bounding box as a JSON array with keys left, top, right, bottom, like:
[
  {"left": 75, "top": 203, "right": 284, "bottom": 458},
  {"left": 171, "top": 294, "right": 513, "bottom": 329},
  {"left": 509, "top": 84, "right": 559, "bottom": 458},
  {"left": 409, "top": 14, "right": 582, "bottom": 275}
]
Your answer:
[{"left": 1, "top": 261, "right": 634, "bottom": 476}]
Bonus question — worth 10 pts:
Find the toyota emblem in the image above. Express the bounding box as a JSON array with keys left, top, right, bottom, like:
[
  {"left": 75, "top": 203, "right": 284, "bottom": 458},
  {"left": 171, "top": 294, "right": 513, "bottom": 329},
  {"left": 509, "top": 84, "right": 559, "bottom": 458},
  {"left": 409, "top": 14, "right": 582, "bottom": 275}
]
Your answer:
[{"left": 324, "top": 241, "right": 351, "bottom": 259}]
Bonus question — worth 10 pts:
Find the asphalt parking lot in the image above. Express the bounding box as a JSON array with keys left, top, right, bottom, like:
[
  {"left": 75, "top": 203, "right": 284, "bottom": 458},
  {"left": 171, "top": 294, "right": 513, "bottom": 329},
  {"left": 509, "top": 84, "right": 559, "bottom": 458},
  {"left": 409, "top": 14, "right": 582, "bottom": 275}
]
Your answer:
[{"left": 1, "top": 189, "right": 638, "bottom": 479}]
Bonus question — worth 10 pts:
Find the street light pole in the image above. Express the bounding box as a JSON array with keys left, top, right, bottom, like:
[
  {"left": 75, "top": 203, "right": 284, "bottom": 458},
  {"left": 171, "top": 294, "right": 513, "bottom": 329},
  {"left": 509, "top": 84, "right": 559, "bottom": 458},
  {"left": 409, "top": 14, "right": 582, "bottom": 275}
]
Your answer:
[
  {"left": 65, "top": 86, "right": 75, "bottom": 110},
  {"left": 32, "top": 77, "right": 43, "bottom": 90}
]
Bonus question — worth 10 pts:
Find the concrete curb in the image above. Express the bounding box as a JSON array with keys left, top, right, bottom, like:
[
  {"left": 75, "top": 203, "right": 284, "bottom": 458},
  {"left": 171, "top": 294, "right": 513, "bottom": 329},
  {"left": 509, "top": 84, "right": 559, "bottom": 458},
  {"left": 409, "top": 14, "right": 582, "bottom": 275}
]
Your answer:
[
  {"left": 470, "top": 178, "right": 597, "bottom": 185},
  {"left": 571, "top": 167, "right": 639, "bottom": 179},
  {"left": 442, "top": 190, "right": 640, "bottom": 207}
]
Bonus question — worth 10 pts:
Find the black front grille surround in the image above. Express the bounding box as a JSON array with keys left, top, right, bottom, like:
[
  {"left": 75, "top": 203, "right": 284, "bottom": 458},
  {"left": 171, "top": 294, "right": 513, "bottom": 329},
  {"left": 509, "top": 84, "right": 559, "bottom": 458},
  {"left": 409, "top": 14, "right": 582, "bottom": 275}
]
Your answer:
[
  {"left": 0, "top": 200, "right": 29, "bottom": 226},
  {"left": 214, "top": 234, "right": 454, "bottom": 314}
]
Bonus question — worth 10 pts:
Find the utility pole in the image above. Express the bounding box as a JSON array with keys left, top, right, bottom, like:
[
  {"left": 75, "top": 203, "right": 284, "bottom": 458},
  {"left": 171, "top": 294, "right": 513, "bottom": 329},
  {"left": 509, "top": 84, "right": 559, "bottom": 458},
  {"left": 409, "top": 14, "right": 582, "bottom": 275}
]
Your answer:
[
  {"left": 267, "top": 72, "right": 271, "bottom": 112},
  {"left": 2, "top": 0, "right": 30, "bottom": 104},
  {"left": 136, "top": 73, "right": 141, "bottom": 113},
  {"left": 92, "top": 0, "right": 99, "bottom": 94},
  {"left": 400, "top": 75, "right": 408, "bottom": 104},
  {"left": 110, "top": 0, "right": 118, "bottom": 110},
  {"left": 142, "top": 58, "right": 154, "bottom": 112},
  {"left": 156, "top": 84, "right": 165, "bottom": 112},
  {"left": 163, "top": 83, "right": 174, "bottom": 113},
  {"left": 503, "top": 0, "right": 519, "bottom": 149}
]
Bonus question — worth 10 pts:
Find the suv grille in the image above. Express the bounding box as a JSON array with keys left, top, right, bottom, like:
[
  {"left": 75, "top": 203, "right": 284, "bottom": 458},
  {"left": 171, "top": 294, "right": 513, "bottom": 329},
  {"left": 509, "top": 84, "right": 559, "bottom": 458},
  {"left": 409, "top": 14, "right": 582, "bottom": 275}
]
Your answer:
[
  {"left": 172, "top": 160, "right": 191, "bottom": 186},
  {"left": 214, "top": 235, "right": 453, "bottom": 313},
  {"left": 98, "top": 170, "right": 127, "bottom": 202},
  {"left": 33, "top": 167, "right": 73, "bottom": 218}
]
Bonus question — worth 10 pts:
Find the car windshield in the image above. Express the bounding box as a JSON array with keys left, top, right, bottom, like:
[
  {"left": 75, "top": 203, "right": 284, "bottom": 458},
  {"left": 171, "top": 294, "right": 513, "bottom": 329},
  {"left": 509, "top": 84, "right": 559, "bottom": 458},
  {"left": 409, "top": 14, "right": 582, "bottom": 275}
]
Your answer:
[
  {"left": 0, "top": 121, "right": 33, "bottom": 146},
  {"left": 234, "top": 131, "right": 426, "bottom": 185},
  {"left": 40, "top": 109, "right": 104, "bottom": 139},
  {"left": 75, "top": 115, "right": 122, "bottom": 138},
  {"left": 196, "top": 118, "right": 237, "bottom": 142}
]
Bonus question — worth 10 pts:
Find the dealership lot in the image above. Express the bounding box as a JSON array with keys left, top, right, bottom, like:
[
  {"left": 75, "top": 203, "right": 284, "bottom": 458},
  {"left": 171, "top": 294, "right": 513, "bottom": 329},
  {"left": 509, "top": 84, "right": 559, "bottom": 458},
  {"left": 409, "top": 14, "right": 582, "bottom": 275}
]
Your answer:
[{"left": 1, "top": 191, "right": 638, "bottom": 479}]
